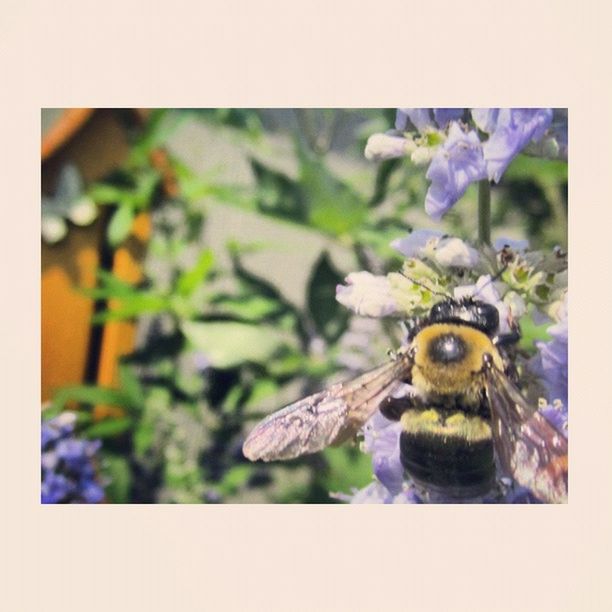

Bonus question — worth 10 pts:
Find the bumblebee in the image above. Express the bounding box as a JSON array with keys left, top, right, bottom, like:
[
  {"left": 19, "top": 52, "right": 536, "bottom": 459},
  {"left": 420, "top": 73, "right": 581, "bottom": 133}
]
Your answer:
[{"left": 242, "top": 297, "right": 568, "bottom": 503}]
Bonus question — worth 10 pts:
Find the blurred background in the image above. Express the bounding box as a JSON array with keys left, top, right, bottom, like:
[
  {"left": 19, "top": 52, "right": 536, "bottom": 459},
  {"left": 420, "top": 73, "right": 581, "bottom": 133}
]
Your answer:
[{"left": 41, "top": 108, "right": 568, "bottom": 503}]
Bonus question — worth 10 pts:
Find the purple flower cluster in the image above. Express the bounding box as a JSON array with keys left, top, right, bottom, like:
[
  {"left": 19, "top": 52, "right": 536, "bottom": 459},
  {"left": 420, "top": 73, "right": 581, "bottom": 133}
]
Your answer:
[
  {"left": 365, "top": 108, "right": 565, "bottom": 220},
  {"left": 41, "top": 412, "right": 105, "bottom": 504}
]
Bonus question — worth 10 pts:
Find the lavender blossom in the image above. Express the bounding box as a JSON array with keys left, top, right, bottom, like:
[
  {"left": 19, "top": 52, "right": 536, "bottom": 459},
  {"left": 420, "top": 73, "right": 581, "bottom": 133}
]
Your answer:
[
  {"left": 432, "top": 108, "right": 464, "bottom": 128},
  {"left": 362, "top": 411, "right": 404, "bottom": 494},
  {"left": 396, "top": 108, "right": 464, "bottom": 132},
  {"left": 493, "top": 237, "right": 529, "bottom": 252},
  {"left": 476, "top": 108, "right": 553, "bottom": 182},
  {"left": 396, "top": 108, "right": 435, "bottom": 132},
  {"left": 532, "top": 295, "right": 568, "bottom": 406},
  {"left": 424, "top": 122, "right": 487, "bottom": 219},
  {"left": 41, "top": 412, "right": 104, "bottom": 504},
  {"left": 539, "top": 400, "right": 568, "bottom": 438},
  {"left": 366, "top": 108, "right": 562, "bottom": 220}
]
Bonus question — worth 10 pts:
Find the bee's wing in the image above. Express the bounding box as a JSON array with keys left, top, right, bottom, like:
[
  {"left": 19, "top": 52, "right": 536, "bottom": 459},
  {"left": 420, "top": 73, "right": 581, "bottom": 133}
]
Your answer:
[
  {"left": 483, "top": 361, "right": 568, "bottom": 503},
  {"left": 243, "top": 356, "right": 412, "bottom": 462}
]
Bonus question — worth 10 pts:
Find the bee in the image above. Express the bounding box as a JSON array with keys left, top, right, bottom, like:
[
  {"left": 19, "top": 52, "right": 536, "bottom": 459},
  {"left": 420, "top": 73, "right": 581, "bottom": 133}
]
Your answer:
[{"left": 242, "top": 297, "right": 568, "bottom": 503}]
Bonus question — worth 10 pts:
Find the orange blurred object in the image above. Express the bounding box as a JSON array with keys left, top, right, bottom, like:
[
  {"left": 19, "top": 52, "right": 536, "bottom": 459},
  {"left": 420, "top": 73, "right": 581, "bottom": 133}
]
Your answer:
[{"left": 41, "top": 109, "right": 156, "bottom": 417}]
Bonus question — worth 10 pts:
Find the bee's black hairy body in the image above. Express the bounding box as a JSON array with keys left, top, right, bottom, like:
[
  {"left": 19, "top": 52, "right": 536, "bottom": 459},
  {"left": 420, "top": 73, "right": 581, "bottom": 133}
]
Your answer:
[{"left": 385, "top": 297, "right": 518, "bottom": 500}]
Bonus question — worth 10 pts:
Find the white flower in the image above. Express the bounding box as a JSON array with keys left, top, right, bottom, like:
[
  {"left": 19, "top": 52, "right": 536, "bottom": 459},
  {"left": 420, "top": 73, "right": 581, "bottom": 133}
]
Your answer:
[
  {"left": 392, "top": 231, "right": 479, "bottom": 269},
  {"left": 364, "top": 132, "right": 411, "bottom": 161},
  {"left": 391, "top": 229, "right": 444, "bottom": 258},
  {"left": 434, "top": 237, "right": 480, "bottom": 268},
  {"left": 336, "top": 271, "right": 398, "bottom": 317}
]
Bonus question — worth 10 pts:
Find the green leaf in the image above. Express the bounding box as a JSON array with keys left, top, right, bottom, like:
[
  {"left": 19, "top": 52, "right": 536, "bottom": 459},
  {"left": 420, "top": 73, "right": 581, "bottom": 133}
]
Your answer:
[
  {"left": 129, "top": 110, "right": 186, "bottom": 165},
  {"left": 88, "top": 182, "right": 131, "bottom": 205},
  {"left": 298, "top": 147, "right": 367, "bottom": 236},
  {"left": 132, "top": 169, "right": 161, "bottom": 209},
  {"left": 118, "top": 364, "right": 145, "bottom": 411},
  {"left": 176, "top": 249, "right": 215, "bottom": 297},
  {"left": 100, "top": 453, "right": 132, "bottom": 503},
  {"left": 210, "top": 294, "right": 281, "bottom": 321},
  {"left": 519, "top": 314, "right": 552, "bottom": 353},
  {"left": 244, "top": 378, "right": 280, "bottom": 410},
  {"left": 95, "top": 269, "right": 137, "bottom": 297},
  {"left": 249, "top": 157, "right": 304, "bottom": 222},
  {"left": 370, "top": 157, "right": 402, "bottom": 207},
  {"left": 306, "top": 251, "right": 349, "bottom": 343},
  {"left": 133, "top": 419, "right": 155, "bottom": 458},
  {"left": 217, "top": 465, "right": 252, "bottom": 496},
  {"left": 321, "top": 446, "right": 373, "bottom": 493},
  {"left": 181, "top": 320, "right": 297, "bottom": 369},
  {"left": 91, "top": 293, "right": 170, "bottom": 323},
  {"left": 85, "top": 417, "right": 133, "bottom": 439},
  {"left": 51, "top": 385, "right": 128, "bottom": 413},
  {"left": 503, "top": 154, "right": 568, "bottom": 184},
  {"left": 221, "top": 385, "right": 244, "bottom": 413},
  {"left": 107, "top": 205, "right": 135, "bottom": 247}
]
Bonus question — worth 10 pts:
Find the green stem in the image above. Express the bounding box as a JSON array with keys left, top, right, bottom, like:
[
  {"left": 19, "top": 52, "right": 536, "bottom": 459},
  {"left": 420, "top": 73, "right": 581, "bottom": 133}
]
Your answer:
[{"left": 478, "top": 179, "right": 491, "bottom": 246}]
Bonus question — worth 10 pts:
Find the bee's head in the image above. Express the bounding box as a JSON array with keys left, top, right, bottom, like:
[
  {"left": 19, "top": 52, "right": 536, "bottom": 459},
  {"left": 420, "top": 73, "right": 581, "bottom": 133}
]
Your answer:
[{"left": 428, "top": 298, "right": 499, "bottom": 337}]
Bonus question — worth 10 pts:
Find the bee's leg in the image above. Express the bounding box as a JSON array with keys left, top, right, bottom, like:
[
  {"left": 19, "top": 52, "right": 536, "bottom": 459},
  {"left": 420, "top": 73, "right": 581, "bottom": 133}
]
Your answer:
[
  {"left": 492, "top": 329, "right": 521, "bottom": 347},
  {"left": 379, "top": 393, "right": 419, "bottom": 421}
]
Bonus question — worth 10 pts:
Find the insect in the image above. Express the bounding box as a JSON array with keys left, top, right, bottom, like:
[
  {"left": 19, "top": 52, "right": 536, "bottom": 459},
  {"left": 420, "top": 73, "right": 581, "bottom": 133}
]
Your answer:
[{"left": 242, "top": 297, "right": 568, "bottom": 503}]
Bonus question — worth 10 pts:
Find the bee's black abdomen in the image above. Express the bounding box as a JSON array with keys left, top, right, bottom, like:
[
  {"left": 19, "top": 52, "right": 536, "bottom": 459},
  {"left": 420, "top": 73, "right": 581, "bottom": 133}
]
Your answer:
[{"left": 399, "top": 409, "right": 496, "bottom": 498}]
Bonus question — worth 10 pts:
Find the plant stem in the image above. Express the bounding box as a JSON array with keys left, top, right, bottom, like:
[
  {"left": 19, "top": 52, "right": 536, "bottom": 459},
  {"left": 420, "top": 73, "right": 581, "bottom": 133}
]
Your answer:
[{"left": 478, "top": 179, "right": 491, "bottom": 246}]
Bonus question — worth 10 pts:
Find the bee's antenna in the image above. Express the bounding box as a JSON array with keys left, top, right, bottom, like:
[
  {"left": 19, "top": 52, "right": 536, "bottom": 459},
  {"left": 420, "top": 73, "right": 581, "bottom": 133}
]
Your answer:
[{"left": 399, "top": 271, "right": 452, "bottom": 299}]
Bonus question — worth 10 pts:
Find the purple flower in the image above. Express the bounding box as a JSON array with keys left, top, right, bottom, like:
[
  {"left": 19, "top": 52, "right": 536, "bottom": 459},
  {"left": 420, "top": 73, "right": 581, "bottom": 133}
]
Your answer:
[
  {"left": 539, "top": 401, "right": 568, "bottom": 438},
  {"left": 532, "top": 296, "right": 568, "bottom": 406},
  {"left": 432, "top": 108, "right": 464, "bottom": 128},
  {"left": 493, "top": 237, "right": 529, "bottom": 252},
  {"left": 396, "top": 108, "right": 465, "bottom": 132},
  {"left": 362, "top": 411, "right": 404, "bottom": 494},
  {"left": 368, "top": 108, "right": 561, "bottom": 219},
  {"left": 471, "top": 108, "right": 500, "bottom": 133},
  {"left": 396, "top": 108, "right": 435, "bottom": 132},
  {"left": 41, "top": 413, "right": 105, "bottom": 504},
  {"left": 478, "top": 108, "right": 553, "bottom": 182},
  {"left": 42, "top": 472, "right": 76, "bottom": 504},
  {"left": 424, "top": 122, "right": 487, "bottom": 219}
]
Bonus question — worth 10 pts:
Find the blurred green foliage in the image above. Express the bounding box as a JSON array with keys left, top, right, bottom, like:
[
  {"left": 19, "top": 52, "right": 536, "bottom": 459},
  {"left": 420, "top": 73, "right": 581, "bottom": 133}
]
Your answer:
[{"left": 43, "top": 109, "right": 568, "bottom": 503}]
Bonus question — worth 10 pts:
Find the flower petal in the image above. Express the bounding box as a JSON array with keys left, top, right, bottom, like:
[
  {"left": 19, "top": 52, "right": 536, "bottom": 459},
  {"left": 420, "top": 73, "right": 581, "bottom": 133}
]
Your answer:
[{"left": 336, "top": 272, "right": 398, "bottom": 317}]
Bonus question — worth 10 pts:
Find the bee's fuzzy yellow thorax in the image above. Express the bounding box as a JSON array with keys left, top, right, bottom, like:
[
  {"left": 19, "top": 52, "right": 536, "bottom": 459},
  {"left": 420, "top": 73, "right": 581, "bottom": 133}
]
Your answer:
[{"left": 411, "top": 323, "right": 504, "bottom": 397}]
